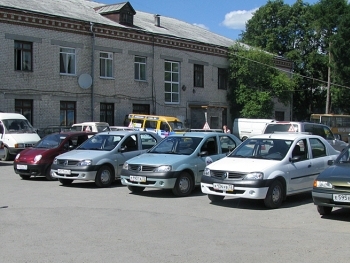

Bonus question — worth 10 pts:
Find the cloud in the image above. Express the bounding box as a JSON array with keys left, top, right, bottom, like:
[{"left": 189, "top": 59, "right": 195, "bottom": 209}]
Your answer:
[
  {"left": 222, "top": 8, "right": 258, "bottom": 30},
  {"left": 193, "top": 23, "right": 209, "bottom": 30}
]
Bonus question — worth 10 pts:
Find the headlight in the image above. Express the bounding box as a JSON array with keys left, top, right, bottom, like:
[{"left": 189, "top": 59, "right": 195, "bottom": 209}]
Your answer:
[
  {"left": 123, "top": 162, "right": 129, "bottom": 170},
  {"left": 15, "top": 154, "right": 20, "bottom": 160},
  {"left": 203, "top": 168, "right": 211, "bottom": 177},
  {"left": 244, "top": 172, "right": 264, "bottom": 180},
  {"left": 77, "top": 160, "right": 92, "bottom": 166},
  {"left": 53, "top": 158, "right": 58, "bottom": 164},
  {"left": 313, "top": 180, "right": 333, "bottom": 188},
  {"left": 154, "top": 165, "right": 171, "bottom": 172},
  {"left": 34, "top": 155, "right": 42, "bottom": 162},
  {"left": 15, "top": 143, "right": 25, "bottom": 148}
]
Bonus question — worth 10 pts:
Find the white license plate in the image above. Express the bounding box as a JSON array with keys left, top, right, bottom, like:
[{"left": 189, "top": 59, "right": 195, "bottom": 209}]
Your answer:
[
  {"left": 333, "top": 194, "right": 350, "bottom": 202},
  {"left": 17, "top": 164, "right": 27, "bottom": 170},
  {"left": 213, "top": 183, "right": 234, "bottom": 191},
  {"left": 57, "top": 169, "right": 71, "bottom": 175},
  {"left": 130, "top": 176, "right": 146, "bottom": 182}
]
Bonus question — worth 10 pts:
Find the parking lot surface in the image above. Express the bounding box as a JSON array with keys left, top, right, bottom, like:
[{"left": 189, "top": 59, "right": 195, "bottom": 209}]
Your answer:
[{"left": 1, "top": 160, "right": 350, "bottom": 263}]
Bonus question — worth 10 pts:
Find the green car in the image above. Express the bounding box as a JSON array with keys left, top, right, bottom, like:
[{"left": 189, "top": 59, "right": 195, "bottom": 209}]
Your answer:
[{"left": 312, "top": 146, "right": 350, "bottom": 215}]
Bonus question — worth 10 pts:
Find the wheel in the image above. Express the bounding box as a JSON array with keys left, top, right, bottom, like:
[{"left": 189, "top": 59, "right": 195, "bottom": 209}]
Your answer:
[
  {"left": 2, "top": 147, "right": 12, "bottom": 161},
  {"left": 44, "top": 166, "right": 56, "bottom": 181},
  {"left": 172, "top": 172, "right": 194, "bottom": 197},
  {"left": 317, "top": 205, "right": 332, "bottom": 215},
  {"left": 264, "top": 180, "right": 284, "bottom": 209},
  {"left": 59, "top": 178, "right": 73, "bottom": 185},
  {"left": 128, "top": 185, "right": 145, "bottom": 193},
  {"left": 95, "top": 165, "right": 113, "bottom": 188},
  {"left": 19, "top": 174, "right": 31, "bottom": 180},
  {"left": 208, "top": 194, "right": 225, "bottom": 202}
]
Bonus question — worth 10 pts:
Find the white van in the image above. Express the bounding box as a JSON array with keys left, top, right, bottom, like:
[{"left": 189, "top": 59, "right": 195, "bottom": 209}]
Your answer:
[
  {"left": 71, "top": 122, "right": 110, "bottom": 132},
  {"left": 232, "top": 118, "right": 275, "bottom": 141},
  {"left": 0, "top": 113, "right": 41, "bottom": 161}
]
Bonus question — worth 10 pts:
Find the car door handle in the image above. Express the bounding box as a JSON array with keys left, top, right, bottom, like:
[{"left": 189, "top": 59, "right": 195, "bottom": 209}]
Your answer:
[{"left": 308, "top": 164, "right": 311, "bottom": 168}]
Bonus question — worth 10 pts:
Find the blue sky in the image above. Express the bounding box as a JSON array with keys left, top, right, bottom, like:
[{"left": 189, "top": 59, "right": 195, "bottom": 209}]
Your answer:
[{"left": 97, "top": 0, "right": 318, "bottom": 40}]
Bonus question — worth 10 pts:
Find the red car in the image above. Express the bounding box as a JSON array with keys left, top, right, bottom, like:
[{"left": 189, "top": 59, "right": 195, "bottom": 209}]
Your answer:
[{"left": 13, "top": 131, "right": 95, "bottom": 180}]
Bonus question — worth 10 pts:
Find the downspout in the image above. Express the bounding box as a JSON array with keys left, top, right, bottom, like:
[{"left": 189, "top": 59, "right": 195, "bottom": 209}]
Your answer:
[
  {"left": 90, "top": 22, "right": 95, "bottom": 121},
  {"left": 151, "top": 34, "right": 156, "bottom": 114}
]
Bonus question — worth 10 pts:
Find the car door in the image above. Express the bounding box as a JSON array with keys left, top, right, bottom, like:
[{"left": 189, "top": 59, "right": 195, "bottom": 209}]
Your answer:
[{"left": 287, "top": 139, "right": 316, "bottom": 193}]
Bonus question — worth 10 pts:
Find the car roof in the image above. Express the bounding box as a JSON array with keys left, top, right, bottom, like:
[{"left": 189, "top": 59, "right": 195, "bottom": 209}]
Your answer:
[
  {"left": 168, "top": 132, "right": 229, "bottom": 138},
  {"left": 249, "top": 133, "right": 323, "bottom": 140},
  {"left": 97, "top": 130, "right": 161, "bottom": 137},
  {"left": 48, "top": 131, "right": 96, "bottom": 136}
]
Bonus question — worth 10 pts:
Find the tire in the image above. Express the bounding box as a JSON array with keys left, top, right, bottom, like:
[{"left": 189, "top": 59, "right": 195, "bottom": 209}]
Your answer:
[
  {"left": 2, "top": 147, "right": 12, "bottom": 161},
  {"left": 208, "top": 194, "right": 225, "bottom": 202},
  {"left": 317, "top": 205, "right": 332, "bottom": 215},
  {"left": 19, "top": 174, "right": 31, "bottom": 180},
  {"left": 264, "top": 180, "right": 284, "bottom": 209},
  {"left": 128, "top": 185, "right": 145, "bottom": 193},
  {"left": 44, "top": 166, "right": 56, "bottom": 181},
  {"left": 172, "top": 172, "right": 194, "bottom": 197},
  {"left": 95, "top": 165, "right": 113, "bottom": 188},
  {"left": 59, "top": 178, "right": 73, "bottom": 186}
]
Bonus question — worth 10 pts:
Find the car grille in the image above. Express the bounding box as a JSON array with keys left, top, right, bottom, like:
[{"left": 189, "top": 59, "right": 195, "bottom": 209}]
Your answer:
[
  {"left": 56, "top": 159, "right": 80, "bottom": 165},
  {"left": 25, "top": 143, "right": 35, "bottom": 148},
  {"left": 211, "top": 170, "right": 247, "bottom": 180},
  {"left": 129, "top": 164, "right": 156, "bottom": 172}
]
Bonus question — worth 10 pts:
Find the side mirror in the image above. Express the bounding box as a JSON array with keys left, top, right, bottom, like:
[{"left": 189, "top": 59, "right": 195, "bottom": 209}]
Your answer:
[
  {"left": 333, "top": 133, "right": 342, "bottom": 141},
  {"left": 327, "top": 160, "right": 334, "bottom": 165}
]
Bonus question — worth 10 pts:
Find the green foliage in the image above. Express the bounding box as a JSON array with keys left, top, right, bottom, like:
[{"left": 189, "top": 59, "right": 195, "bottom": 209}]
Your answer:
[{"left": 227, "top": 44, "right": 294, "bottom": 119}]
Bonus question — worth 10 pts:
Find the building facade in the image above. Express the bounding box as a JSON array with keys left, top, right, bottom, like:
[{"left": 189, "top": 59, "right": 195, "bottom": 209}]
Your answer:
[{"left": 0, "top": 0, "right": 292, "bottom": 130}]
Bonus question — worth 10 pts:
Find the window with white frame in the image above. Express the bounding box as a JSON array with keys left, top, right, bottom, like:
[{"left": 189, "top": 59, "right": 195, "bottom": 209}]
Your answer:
[
  {"left": 60, "top": 47, "right": 76, "bottom": 75},
  {"left": 100, "top": 52, "right": 113, "bottom": 78},
  {"left": 164, "top": 61, "right": 180, "bottom": 104},
  {"left": 134, "top": 56, "right": 146, "bottom": 81}
]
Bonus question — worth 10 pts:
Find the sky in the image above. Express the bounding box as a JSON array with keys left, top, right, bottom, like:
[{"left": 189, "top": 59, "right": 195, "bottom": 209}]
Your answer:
[{"left": 97, "top": 0, "right": 319, "bottom": 40}]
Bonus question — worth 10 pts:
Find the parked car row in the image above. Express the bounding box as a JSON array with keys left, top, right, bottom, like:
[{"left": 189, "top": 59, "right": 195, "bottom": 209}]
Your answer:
[{"left": 9, "top": 127, "right": 350, "bottom": 216}]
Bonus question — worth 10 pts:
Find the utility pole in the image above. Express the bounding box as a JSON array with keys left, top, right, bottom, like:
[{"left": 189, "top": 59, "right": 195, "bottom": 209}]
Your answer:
[{"left": 326, "top": 43, "right": 331, "bottom": 114}]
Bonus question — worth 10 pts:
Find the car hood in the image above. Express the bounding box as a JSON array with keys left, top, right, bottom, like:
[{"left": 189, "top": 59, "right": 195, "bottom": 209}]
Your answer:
[
  {"left": 126, "top": 153, "right": 191, "bottom": 165},
  {"left": 207, "top": 157, "right": 278, "bottom": 172},
  {"left": 6, "top": 134, "right": 40, "bottom": 144},
  {"left": 16, "top": 148, "right": 51, "bottom": 161},
  {"left": 317, "top": 164, "right": 350, "bottom": 180},
  {"left": 56, "top": 150, "right": 109, "bottom": 160}
]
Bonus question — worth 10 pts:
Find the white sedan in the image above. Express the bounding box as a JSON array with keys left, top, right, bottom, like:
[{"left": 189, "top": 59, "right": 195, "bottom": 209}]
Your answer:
[{"left": 201, "top": 133, "right": 340, "bottom": 209}]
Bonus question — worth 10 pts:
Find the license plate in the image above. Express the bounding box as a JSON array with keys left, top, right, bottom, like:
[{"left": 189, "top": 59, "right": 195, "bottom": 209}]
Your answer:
[
  {"left": 333, "top": 194, "right": 350, "bottom": 202},
  {"left": 17, "top": 164, "right": 27, "bottom": 170},
  {"left": 130, "top": 176, "right": 146, "bottom": 182},
  {"left": 213, "top": 183, "right": 234, "bottom": 191},
  {"left": 57, "top": 169, "right": 71, "bottom": 175}
]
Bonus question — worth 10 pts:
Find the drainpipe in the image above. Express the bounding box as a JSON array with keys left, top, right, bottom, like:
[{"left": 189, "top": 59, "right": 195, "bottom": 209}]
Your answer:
[
  {"left": 152, "top": 34, "right": 156, "bottom": 114},
  {"left": 90, "top": 22, "right": 95, "bottom": 121}
]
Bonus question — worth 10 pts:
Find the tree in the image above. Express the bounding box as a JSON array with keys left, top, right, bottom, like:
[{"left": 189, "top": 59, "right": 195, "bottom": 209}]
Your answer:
[{"left": 227, "top": 43, "right": 294, "bottom": 119}]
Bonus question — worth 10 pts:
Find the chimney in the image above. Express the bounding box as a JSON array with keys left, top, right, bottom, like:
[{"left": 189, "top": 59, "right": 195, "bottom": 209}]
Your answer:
[{"left": 154, "top": 14, "right": 160, "bottom": 27}]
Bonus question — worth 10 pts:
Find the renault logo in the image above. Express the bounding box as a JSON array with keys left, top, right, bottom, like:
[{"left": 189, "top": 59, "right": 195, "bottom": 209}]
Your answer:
[
  {"left": 64, "top": 160, "right": 68, "bottom": 166},
  {"left": 137, "top": 166, "right": 142, "bottom": 172},
  {"left": 222, "top": 172, "right": 229, "bottom": 179}
]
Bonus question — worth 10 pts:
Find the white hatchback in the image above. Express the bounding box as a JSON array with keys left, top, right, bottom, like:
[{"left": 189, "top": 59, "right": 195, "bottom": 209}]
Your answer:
[{"left": 201, "top": 133, "right": 340, "bottom": 208}]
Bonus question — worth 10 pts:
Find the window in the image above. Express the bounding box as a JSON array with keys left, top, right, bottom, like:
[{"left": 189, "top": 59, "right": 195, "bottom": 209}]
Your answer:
[
  {"left": 120, "top": 12, "right": 133, "bottom": 25},
  {"left": 14, "top": 41, "right": 32, "bottom": 71},
  {"left": 194, "top": 64, "right": 204, "bottom": 87},
  {"left": 218, "top": 68, "right": 227, "bottom": 90},
  {"left": 100, "top": 103, "right": 114, "bottom": 125},
  {"left": 15, "top": 99, "right": 33, "bottom": 124},
  {"left": 275, "top": 111, "right": 285, "bottom": 121},
  {"left": 60, "top": 47, "right": 76, "bottom": 75},
  {"left": 164, "top": 61, "right": 180, "bottom": 104},
  {"left": 310, "top": 138, "right": 327, "bottom": 158},
  {"left": 134, "top": 56, "right": 146, "bottom": 81},
  {"left": 60, "top": 101, "right": 76, "bottom": 126},
  {"left": 100, "top": 52, "right": 113, "bottom": 78}
]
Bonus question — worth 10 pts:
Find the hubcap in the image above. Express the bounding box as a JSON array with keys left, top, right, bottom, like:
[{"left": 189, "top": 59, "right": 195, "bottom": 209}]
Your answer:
[
  {"left": 179, "top": 177, "right": 189, "bottom": 193},
  {"left": 272, "top": 185, "right": 281, "bottom": 203},
  {"left": 101, "top": 170, "right": 110, "bottom": 183}
]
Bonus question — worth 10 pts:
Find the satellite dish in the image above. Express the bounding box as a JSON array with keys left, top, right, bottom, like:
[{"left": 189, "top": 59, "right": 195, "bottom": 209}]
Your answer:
[{"left": 78, "top": 74, "right": 92, "bottom": 89}]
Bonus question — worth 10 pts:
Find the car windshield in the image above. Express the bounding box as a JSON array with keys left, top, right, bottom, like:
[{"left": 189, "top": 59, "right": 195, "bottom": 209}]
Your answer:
[
  {"left": 35, "top": 134, "right": 67, "bottom": 149},
  {"left": 336, "top": 147, "right": 350, "bottom": 164},
  {"left": 228, "top": 138, "right": 293, "bottom": 160},
  {"left": 78, "top": 134, "right": 123, "bottom": 151},
  {"left": 2, "top": 119, "right": 37, "bottom": 134},
  {"left": 169, "top": 121, "right": 186, "bottom": 131},
  {"left": 149, "top": 136, "right": 202, "bottom": 155}
]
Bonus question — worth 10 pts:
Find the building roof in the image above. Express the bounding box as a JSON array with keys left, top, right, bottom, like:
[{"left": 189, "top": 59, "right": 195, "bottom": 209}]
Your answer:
[{"left": 0, "top": 0, "right": 236, "bottom": 48}]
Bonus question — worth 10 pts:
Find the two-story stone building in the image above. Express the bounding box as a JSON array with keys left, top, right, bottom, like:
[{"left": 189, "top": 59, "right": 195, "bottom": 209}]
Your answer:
[{"left": 0, "top": 0, "right": 292, "bottom": 129}]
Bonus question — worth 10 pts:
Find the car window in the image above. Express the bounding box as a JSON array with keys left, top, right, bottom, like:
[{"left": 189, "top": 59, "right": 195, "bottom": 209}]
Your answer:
[
  {"left": 219, "top": 135, "right": 237, "bottom": 153},
  {"left": 79, "top": 134, "right": 123, "bottom": 151},
  {"left": 121, "top": 135, "right": 138, "bottom": 152},
  {"left": 309, "top": 138, "right": 327, "bottom": 158},
  {"left": 149, "top": 136, "right": 202, "bottom": 155},
  {"left": 338, "top": 147, "right": 350, "bottom": 163},
  {"left": 291, "top": 139, "right": 308, "bottom": 161},
  {"left": 141, "top": 134, "right": 158, "bottom": 150},
  {"left": 200, "top": 137, "right": 217, "bottom": 156},
  {"left": 323, "top": 125, "right": 334, "bottom": 140}
]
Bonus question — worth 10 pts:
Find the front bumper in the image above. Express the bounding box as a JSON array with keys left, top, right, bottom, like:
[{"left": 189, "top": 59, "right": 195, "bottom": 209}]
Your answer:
[
  {"left": 120, "top": 169, "right": 179, "bottom": 189},
  {"left": 13, "top": 162, "right": 48, "bottom": 176},
  {"left": 51, "top": 164, "right": 99, "bottom": 181},
  {"left": 312, "top": 190, "right": 350, "bottom": 209},
  {"left": 200, "top": 176, "right": 272, "bottom": 200}
]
